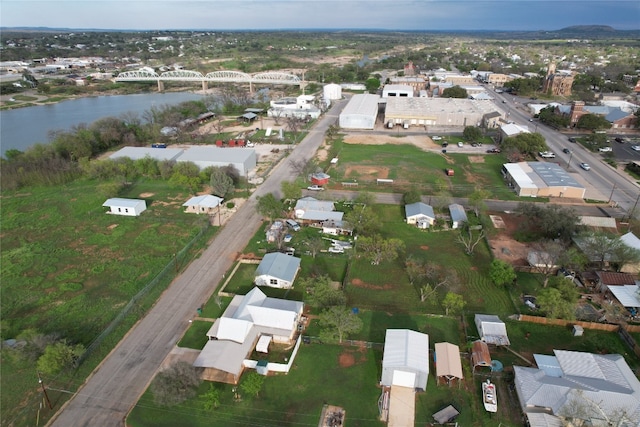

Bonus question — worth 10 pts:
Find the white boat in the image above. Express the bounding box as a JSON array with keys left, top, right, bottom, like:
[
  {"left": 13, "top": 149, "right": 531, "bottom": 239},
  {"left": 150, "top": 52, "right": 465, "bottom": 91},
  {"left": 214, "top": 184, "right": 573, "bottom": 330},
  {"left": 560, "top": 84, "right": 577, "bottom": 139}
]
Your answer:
[{"left": 482, "top": 379, "right": 498, "bottom": 413}]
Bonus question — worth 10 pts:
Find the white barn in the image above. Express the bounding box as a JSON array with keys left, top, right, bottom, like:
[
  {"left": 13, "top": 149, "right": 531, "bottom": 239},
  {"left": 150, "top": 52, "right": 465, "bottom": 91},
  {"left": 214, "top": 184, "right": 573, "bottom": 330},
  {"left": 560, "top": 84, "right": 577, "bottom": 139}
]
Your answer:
[
  {"left": 102, "top": 198, "right": 147, "bottom": 216},
  {"left": 339, "top": 94, "right": 380, "bottom": 130},
  {"left": 254, "top": 253, "right": 301, "bottom": 289},
  {"left": 380, "top": 329, "right": 429, "bottom": 390}
]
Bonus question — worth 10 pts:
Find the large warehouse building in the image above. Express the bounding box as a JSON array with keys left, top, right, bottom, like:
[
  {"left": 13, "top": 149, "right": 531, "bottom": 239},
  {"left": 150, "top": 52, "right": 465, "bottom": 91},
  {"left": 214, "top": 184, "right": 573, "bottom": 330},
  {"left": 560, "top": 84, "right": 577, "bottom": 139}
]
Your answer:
[
  {"left": 502, "top": 162, "right": 585, "bottom": 198},
  {"left": 383, "top": 97, "right": 502, "bottom": 128},
  {"left": 339, "top": 94, "right": 380, "bottom": 130},
  {"left": 110, "top": 146, "right": 257, "bottom": 176}
]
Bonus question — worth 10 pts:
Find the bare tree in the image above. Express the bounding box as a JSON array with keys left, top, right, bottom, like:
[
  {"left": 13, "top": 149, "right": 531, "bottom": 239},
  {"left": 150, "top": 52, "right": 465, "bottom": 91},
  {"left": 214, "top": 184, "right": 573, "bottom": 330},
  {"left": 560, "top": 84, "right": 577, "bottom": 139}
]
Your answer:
[
  {"left": 530, "top": 240, "right": 565, "bottom": 287},
  {"left": 270, "top": 108, "right": 285, "bottom": 126},
  {"left": 286, "top": 116, "right": 301, "bottom": 142},
  {"left": 305, "top": 236, "right": 324, "bottom": 258},
  {"left": 212, "top": 118, "right": 226, "bottom": 135},
  {"left": 456, "top": 225, "right": 486, "bottom": 255}
]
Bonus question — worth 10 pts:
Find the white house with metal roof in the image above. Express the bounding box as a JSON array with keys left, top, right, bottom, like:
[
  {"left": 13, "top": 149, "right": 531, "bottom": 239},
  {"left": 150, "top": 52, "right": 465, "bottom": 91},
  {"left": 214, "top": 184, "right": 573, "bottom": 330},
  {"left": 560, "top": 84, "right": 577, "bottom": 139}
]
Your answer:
[
  {"left": 514, "top": 350, "right": 640, "bottom": 427},
  {"left": 405, "top": 202, "right": 435, "bottom": 229},
  {"left": 102, "top": 198, "right": 147, "bottom": 216},
  {"left": 474, "top": 314, "right": 510, "bottom": 346},
  {"left": 339, "top": 94, "right": 380, "bottom": 130},
  {"left": 193, "top": 287, "right": 304, "bottom": 384},
  {"left": 502, "top": 162, "right": 586, "bottom": 199},
  {"left": 182, "top": 195, "right": 224, "bottom": 215},
  {"left": 294, "top": 197, "right": 335, "bottom": 220},
  {"left": 254, "top": 253, "right": 301, "bottom": 289},
  {"left": 380, "top": 329, "right": 430, "bottom": 390}
]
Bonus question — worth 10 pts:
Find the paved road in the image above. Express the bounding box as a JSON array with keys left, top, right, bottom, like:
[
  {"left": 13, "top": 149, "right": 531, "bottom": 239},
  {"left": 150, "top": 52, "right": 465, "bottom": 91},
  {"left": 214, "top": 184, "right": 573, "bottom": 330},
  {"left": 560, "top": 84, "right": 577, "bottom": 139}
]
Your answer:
[{"left": 49, "top": 98, "right": 349, "bottom": 427}]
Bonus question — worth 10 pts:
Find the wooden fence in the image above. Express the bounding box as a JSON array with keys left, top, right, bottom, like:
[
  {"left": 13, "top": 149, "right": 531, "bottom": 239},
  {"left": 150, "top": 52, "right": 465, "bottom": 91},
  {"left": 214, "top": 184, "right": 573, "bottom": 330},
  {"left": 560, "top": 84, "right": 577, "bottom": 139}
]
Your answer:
[{"left": 517, "top": 314, "right": 619, "bottom": 331}]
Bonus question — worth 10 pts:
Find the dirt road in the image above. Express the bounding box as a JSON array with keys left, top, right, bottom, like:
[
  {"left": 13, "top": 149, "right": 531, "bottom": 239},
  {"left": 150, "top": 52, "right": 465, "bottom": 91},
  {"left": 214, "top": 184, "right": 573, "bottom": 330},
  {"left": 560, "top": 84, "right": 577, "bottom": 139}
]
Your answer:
[{"left": 48, "top": 98, "right": 349, "bottom": 427}]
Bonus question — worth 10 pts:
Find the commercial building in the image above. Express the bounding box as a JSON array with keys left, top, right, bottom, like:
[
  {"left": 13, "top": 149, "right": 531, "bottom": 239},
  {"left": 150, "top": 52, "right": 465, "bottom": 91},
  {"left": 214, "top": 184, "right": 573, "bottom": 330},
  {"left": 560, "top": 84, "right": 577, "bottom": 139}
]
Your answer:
[
  {"left": 502, "top": 162, "right": 586, "bottom": 199},
  {"left": 339, "top": 94, "right": 380, "bottom": 130}
]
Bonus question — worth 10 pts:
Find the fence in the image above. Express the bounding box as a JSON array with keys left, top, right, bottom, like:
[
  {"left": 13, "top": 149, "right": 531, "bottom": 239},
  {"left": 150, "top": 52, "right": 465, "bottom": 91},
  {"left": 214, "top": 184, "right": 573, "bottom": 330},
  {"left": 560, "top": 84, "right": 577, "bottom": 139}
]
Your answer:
[
  {"left": 517, "top": 314, "right": 619, "bottom": 331},
  {"left": 243, "top": 334, "right": 303, "bottom": 373},
  {"left": 302, "top": 335, "right": 384, "bottom": 350},
  {"left": 77, "top": 223, "right": 211, "bottom": 365}
]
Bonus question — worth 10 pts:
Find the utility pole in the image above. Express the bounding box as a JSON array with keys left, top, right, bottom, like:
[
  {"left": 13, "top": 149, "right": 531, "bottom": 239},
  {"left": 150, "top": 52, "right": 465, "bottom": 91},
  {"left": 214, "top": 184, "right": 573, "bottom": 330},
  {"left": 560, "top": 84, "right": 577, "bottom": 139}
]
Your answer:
[
  {"left": 608, "top": 183, "right": 616, "bottom": 205},
  {"left": 37, "top": 372, "right": 53, "bottom": 409}
]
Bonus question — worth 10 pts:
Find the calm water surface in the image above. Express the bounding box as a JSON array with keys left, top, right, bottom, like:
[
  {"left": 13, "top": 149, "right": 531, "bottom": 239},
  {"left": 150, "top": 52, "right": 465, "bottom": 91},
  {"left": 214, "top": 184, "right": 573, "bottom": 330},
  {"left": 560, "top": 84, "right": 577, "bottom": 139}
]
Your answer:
[{"left": 0, "top": 92, "right": 205, "bottom": 156}]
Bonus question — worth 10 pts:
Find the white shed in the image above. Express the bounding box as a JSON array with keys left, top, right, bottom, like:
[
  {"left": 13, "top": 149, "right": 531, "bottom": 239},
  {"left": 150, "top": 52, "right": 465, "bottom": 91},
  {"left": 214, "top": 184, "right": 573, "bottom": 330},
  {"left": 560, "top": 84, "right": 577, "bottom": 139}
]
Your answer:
[
  {"left": 102, "top": 198, "right": 147, "bottom": 216},
  {"left": 475, "top": 314, "right": 510, "bottom": 346},
  {"left": 323, "top": 83, "right": 342, "bottom": 100},
  {"left": 380, "top": 329, "right": 429, "bottom": 391},
  {"left": 339, "top": 94, "right": 380, "bottom": 130}
]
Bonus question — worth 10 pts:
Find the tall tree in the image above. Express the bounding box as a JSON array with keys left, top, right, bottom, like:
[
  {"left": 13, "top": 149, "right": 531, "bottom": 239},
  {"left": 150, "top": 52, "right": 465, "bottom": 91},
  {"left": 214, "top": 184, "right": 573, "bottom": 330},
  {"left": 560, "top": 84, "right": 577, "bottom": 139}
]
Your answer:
[
  {"left": 516, "top": 203, "right": 583, "bottom": 243},
  {"left": 281, "top": 180, "right": 302, "bottom": 201},
  {"left": 209, "top": 166, "right": 234, "bottom": 198},
  {"left": 457, "top": 224, "right": 486, "bottom": 255},
  {"left": 36, "top": 341, "right": 84, "bottom": 375},
  {"left": 530, "top": 240, "right": 566, "bottom": 287},
  {"left": 200, "top": 383, "right": 221, "bottom": 411},
  {"left": 488, "top": 259, "right": 516, "bottom": 287},
  {"left": 344, "top": 205, "right": 381, "bottom": 236},
  {"left": 442, "top": 292, "right": 466, "bottom": 316},
  {"left": 299, "top": 276, "right": 346, "bottom": 309},
  {"left": 468, "top": 188, "right": 490, "bottom": 218},
  {"left": 256, "top": 193, "right": 284, "bottom": 221},
  {"left": 318, "top": 306, "right": 363, "bottom": 343},
  {"left": 442, "top": 85, "right": 468, "bottom": 98},
  {"left": 357, "top": 234, "right": 404, "bottom": 265},
  {"left": 462, "top": 126, "right": 482, "bottom": 142}
]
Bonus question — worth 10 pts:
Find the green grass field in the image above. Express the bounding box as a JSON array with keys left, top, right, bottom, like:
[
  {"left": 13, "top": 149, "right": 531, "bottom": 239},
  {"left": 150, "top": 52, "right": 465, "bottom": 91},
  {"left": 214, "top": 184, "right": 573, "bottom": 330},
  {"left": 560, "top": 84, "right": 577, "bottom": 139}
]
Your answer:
[{"left": 1, "top": 178, "right": 215, "bottom": 426}]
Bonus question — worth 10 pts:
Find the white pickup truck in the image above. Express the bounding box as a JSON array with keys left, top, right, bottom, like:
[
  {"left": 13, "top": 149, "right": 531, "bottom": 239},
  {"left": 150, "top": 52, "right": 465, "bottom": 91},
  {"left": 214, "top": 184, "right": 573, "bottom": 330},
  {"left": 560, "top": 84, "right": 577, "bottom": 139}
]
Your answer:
[{"left": 539, "top": 151, "right": 556, "bottom": 158}]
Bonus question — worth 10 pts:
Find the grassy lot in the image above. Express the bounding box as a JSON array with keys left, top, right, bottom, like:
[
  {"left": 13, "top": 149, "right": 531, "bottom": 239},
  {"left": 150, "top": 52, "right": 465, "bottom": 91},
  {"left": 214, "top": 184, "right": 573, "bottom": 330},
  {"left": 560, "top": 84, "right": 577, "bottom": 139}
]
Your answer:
[
  {"left": 330, "top": 142, "right": 521, "bottom": 200},
  {"left": 0, "top": 178, "right": 215, "bottom": 426}
]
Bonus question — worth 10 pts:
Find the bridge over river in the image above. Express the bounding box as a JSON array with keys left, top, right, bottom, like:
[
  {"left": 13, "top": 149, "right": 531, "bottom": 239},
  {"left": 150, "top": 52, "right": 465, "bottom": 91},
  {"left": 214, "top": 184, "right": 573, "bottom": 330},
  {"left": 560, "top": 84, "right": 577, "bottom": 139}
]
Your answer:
[{"left": 114, "top": 69, "right": 306, "bottom": 92}]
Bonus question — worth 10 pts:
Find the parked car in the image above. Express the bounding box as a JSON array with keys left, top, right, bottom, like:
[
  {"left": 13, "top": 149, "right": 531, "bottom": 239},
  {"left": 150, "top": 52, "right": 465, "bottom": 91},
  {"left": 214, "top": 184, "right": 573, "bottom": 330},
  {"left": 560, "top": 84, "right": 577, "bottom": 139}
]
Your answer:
[
  {"left": 457, "top": 142, "right": 463, "bottom": 147},
  {"left": 307, "top": 185, "right": 324, "bottom": 191},
  {"left": 283, "top": 234, "right": 292, "bottom": 243},
  {"left": 471, "top": 142, "right": 480, "bottom": 147},
  {"left": 432, "top": 136, "right": 442, "bottom": 141},
  {"left": 568, "top": 137, "right": 577, "bottom": 143},
  {"left": 562, "top": 148, "right": 571, "bottom": 154},
  {"left": 285, "top": 219, "right": 301, "bottom": 231},
  {"left": 615, "top": 137, "right": 626, "bottom": 143},
  {"left": 631, "top": 145, "right": 640, "bottom": 151},
  {"left": 539, "top": 151, "right": 556, "bottom": 158},
  {"left": 580, "top": 163, "right": 591, "bottom": 171},
  {"left": 486, "top": 148, "right": 501, "bottom": 154},
  {"left": 598, "top": 146, "right": 612, "bottom": 152},
  {"left": 327, "top": 245, "right": 344, "bottom": 254},
  {"left": 442, "top": 142, "right": 448, "bottom": 147}
]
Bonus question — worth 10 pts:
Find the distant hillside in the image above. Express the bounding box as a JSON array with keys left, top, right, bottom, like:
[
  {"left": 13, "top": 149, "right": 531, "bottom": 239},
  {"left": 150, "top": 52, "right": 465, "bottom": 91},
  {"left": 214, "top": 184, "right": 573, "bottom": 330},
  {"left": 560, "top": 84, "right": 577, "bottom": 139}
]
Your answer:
[{"left": 557, "top": 25, "right": 616, "bottom": 33}]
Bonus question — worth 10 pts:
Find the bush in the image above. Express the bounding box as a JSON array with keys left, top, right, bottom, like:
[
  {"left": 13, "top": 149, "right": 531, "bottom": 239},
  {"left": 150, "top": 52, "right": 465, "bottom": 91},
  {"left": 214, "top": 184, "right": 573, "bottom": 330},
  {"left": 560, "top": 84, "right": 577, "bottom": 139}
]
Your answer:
[
  {"left": 151, "top": 361, "right": 202, "bottom": 407},
  {"left": 226, "top": 202, "right": 235, "bottom": 209}
]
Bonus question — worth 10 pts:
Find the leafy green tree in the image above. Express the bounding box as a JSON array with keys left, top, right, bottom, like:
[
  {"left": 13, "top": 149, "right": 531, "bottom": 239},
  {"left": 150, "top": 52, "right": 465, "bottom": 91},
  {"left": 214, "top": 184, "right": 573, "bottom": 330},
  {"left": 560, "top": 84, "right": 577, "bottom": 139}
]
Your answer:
[
  {"left": 516, "top": 203, "right": 583, "bottom": 243},
  {"left": 37, "top": 341, "right": 84, "bottom": 375},
  {"left": 169, "top": 161, "right": 202, "bottom": 194},
  {"left": 441, "top": 85, "right": 468, "bottom": 98},
  {"left": 488, "top": 259, "right": 516, "bottom": 286},
  {"left": 357, "top": 234, "right": 404, "bottom": 265},
  {"left": 462, "top": 126, "right": 482, "bottom": 142},
  {"left": 300, "top": 276, "right": 346, "bottom": 309},
  {"left": 576, "top": 114, "right": 612, "bottom": 131},
  {"left": 209, "top": 166, "right": 234, "bottom": 198},
  {"left": 502, "top": 132, "right": 547, "bottom": 158},
  {"left": 281, "top": 180, "right": 302, "bottom": 201},
  {"left": 240, "top": 371, "right": 265, "bottom": 397},
  {"left": 442, "top": 292, "right": 466, "bottom": 315},
  {"left": 151, "top": 361, "right": 202, "bottom": 407},
  {"left": 256, "top": 193, "right": 284, "bottom": 221},
  {"left": 344, "top": 204, "right": 381, "bottom": 236},
  {"left": 365, "top": 77, "right": 381, "bottom": 93},
  {"left": 403, "top": 187, "right": 421, "bottom": 205},
  {"left": 200, "top": 383, "right": 221, "bottom": 411},
  {"left": 319, "top": 306, "right": 363, "bottom": 343},
  {"left": 537, "top": 105, "right": 570, "bottom": 129}
]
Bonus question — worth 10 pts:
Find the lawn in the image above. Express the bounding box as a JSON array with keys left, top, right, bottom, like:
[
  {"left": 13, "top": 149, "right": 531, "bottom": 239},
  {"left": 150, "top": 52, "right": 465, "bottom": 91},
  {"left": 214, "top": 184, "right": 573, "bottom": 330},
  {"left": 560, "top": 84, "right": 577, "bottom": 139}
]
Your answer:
[
  {"left": 329, "top": 142, "right": 522, "bottom": 200},
  {"left": 0, "top": 178, "right": 215, "bottom": 426}
]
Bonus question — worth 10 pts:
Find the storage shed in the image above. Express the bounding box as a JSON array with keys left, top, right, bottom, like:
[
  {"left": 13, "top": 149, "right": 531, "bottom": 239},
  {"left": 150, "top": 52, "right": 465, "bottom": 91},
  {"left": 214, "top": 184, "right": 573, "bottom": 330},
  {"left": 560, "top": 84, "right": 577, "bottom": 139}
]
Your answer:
[
  {"left": 448, "top": 204, "right": 468, "bottom": 229},
  {"left": 102, "top": 198, "right": 147, "bottom": 216},
  {"left": 310, "top": 172, "right": 330, "bottom": 186},
  {"left": 380, "top": 329, "right": 429, "bottom": 391},
  {"left": 475, "top": 314, "right": 510, "bottom": 346},
  {"left": 434, "top": 342, "right": 463, "bottom": 386},
  {"left": 339, "top": 94, "right": 380, "bottom": 130}
]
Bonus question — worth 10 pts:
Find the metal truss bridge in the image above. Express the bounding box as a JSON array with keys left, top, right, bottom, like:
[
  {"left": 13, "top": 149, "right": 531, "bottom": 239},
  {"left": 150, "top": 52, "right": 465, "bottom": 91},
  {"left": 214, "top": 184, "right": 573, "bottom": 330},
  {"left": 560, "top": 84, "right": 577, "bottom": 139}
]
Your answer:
[{"left": 114, "top": 69, "right": 304, "bottom": 92}]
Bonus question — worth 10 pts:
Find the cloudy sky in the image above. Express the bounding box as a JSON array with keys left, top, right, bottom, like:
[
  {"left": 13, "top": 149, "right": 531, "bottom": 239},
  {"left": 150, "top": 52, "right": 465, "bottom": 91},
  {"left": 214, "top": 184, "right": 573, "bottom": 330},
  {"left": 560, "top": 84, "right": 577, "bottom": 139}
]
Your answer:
[{"left": 2, "top": 1, "right": 639, "bottom": 31}]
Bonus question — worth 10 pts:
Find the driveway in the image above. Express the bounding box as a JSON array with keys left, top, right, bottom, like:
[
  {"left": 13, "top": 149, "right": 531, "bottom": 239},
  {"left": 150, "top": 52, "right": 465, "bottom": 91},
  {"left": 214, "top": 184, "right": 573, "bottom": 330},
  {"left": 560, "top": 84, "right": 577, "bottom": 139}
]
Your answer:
[{"left": 49, "top": 97, "right": 349, "bottom": 427}]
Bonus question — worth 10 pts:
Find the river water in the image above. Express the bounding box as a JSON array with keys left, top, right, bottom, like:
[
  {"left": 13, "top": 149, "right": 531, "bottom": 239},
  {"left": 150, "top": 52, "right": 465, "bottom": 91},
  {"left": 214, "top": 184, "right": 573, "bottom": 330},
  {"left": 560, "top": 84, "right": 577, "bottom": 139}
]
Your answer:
[{"left": 0, "top": 92, "right": 205, "bottom": 156}]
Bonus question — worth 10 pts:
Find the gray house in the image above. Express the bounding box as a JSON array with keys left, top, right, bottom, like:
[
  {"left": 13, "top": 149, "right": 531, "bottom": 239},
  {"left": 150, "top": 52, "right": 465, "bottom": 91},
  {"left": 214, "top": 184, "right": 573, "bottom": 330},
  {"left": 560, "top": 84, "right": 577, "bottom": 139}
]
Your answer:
[
  {"left": 405, "top": 202, "right": 436, "bottom": 229},
  {"left": 254, "top": 253, "right": 301, "bottom": 289},
  {"left": 515, "top": 350, "right": 640, "bottom": 427}
]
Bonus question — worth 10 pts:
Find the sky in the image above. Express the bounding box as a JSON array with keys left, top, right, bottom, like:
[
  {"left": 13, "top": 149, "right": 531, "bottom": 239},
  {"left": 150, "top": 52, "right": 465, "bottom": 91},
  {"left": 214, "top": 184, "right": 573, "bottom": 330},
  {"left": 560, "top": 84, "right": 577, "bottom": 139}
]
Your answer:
[{"left": 1, "top": 0, "right": 639, "bottom": 32}]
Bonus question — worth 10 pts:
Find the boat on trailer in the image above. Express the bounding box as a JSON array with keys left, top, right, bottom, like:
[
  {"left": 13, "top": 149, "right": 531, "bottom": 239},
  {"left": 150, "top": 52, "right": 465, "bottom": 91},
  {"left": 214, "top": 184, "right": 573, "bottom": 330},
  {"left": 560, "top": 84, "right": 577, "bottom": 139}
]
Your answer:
[{"left": 482, "top": 379, "right": 497, "bottom": 413}]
